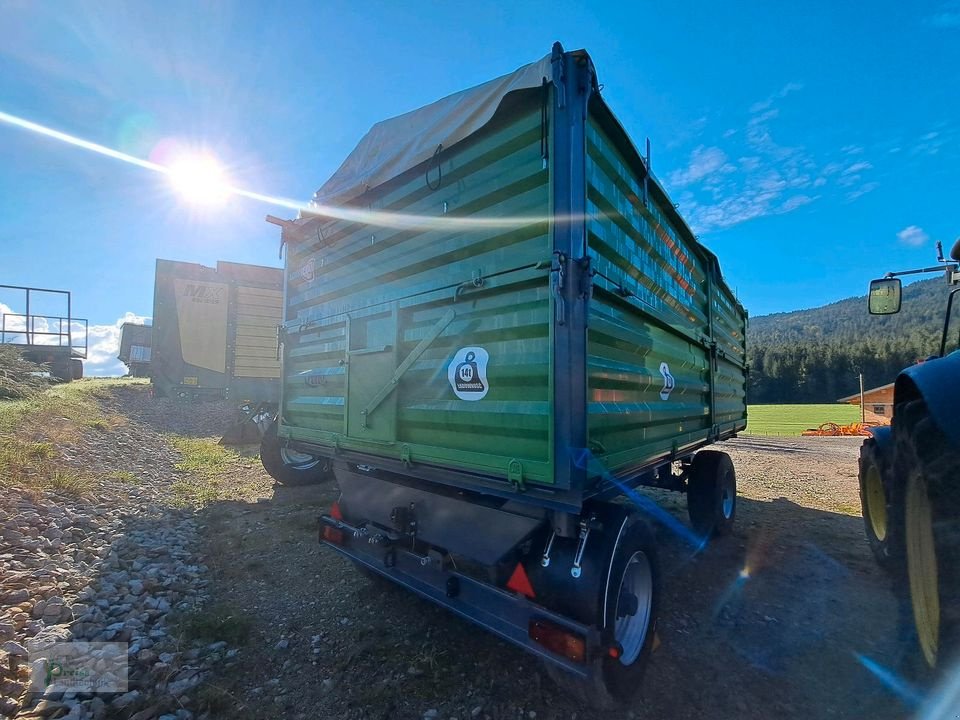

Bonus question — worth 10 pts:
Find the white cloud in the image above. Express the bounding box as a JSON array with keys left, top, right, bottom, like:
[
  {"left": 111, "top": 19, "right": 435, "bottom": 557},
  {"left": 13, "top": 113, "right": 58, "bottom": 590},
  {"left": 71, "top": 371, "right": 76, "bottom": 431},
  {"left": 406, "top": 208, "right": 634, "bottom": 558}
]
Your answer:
[
  {"left": 0, "top": 302, "right": 58, "bottom": 345},
  {"left": 897, "top": 225, "right": 929, "bottom": 247},
  {"left": 749, "top": 82, "right": 804, "bottom": 113},
  {"left": 83, "top": 312, "right": 151, "bottom": 377},
  {"left": 780, "top": 195, "right": 816, "bottom": 212},
  {"left": 926, "top": 2, "right": 960, "bottom": 27},
  {"left": 842, "top": 161, "right": 873, "bottom": 175},
  {"left": 668, "top": 97, "right": 821, "bottom": 231},
  {"left": 846, "top": 182, "right": 880, "bottom": 202},
  {"left": 669, "top": 146, "right": 735, "bottom": 187}
]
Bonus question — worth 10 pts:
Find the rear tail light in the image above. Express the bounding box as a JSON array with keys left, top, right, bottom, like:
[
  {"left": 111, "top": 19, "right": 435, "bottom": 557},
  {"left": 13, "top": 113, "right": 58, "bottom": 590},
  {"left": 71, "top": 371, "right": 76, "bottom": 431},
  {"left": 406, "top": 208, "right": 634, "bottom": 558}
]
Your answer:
[
  {"left": 322, "top": 525, "right": 344, "bottom": 544},
  {"left": 322, "top": 501, "right": 345, "bottom": 544},
  {"left": 529, "top": 619, "right": 586, "bottom": 663}
]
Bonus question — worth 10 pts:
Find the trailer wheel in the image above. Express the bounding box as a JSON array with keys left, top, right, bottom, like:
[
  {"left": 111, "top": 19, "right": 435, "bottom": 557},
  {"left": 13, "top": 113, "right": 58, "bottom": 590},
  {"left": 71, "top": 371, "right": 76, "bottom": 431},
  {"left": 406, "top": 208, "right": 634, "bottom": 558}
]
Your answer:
[
  {"left": 687, "top": 450, "right": 737, "bottom": 537},
  {"left": 50, "top": 358, "right": 73, "bottom": 382},
  {"left": 539, "top": 506, "right": 660, "bottom": 708},
  {"left": 890, "top": 399, "right": 960, "bottom": 673},
  {"left": 71, "top": 359, "right": 83, "bottom": 380},
  {"left": 858, "top": 437, "right": 898, "bottom": 571},
  {"left": 260, "top": 421, "right": 331, "bottom": 486}
]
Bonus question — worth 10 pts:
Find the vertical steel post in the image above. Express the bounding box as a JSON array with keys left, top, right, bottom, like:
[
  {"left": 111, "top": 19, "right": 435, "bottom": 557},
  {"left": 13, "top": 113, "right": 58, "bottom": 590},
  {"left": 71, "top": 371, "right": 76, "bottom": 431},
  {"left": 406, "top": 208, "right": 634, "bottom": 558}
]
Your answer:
[
  {"left": 860, "top": 373, "right": 867, "bottom": 423},
  {"left": 66, "top": 290, "right": 72, "bottom": 352},
  {"left": 25, "top": 288, "right": 31, "bottom": 345},
  {"left": 550, "top": 44, "right": 594, "bottom": 493}
]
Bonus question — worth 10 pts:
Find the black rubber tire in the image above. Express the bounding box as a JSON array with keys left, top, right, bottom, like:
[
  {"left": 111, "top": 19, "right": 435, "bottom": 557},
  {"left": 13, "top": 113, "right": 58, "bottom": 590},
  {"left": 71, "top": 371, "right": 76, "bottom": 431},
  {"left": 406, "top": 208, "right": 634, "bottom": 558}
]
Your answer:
[
  {"left": 858, "top": 437, "right": 900, "bottom": 571},
  {"left": 70, "top": 359, "right": 83, "bottom": 380},
  {"left": 259, "top": 421, "right": 331, "bottom": 486},
  {"left": 541, "top": 506, "right": 660, "bottom": 709},
  {"left": 50, "top": 359, "right": 73, "bottom": 382},
  {"left": 889, "top": 398, "right": 960, "bottom": 676},
  {"left": 687, "top": 450, "right": 737, "bottom": 537}
]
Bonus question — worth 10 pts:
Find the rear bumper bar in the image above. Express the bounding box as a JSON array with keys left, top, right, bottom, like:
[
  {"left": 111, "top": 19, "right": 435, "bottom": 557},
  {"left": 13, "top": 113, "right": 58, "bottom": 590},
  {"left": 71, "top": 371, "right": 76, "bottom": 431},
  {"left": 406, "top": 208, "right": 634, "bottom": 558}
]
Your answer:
[{"left": 319, "top": 514, "right": 599, "bottom": 677}]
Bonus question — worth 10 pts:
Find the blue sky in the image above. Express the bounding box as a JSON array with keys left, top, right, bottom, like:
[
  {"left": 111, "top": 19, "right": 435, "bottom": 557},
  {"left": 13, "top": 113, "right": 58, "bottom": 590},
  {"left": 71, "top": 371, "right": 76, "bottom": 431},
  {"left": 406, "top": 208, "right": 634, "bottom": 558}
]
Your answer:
[{"left": 1, "top": 1, "right": 958, "bottom": 374}]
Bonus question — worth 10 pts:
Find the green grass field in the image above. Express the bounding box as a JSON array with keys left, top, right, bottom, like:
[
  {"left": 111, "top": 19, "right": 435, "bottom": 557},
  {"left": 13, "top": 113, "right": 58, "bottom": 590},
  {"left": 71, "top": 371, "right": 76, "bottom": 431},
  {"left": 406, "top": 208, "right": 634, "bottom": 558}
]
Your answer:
[{"left": 744, "top": 404, "right": 862, "bottom": 436}]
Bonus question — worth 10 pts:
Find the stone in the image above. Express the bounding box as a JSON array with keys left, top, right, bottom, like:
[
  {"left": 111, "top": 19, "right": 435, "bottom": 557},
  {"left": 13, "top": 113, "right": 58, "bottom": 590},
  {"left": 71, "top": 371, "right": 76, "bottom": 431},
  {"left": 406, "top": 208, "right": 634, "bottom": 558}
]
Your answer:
[
  {"left": 4, "top": 589, "right": 29, "bottom": 604},
  {"left": 111, "top": 690, "right": 141, "bottom": 709},
  {"left": 2, "top": 640, "right": 28, "bottom": 657},
  {"left": 0, "top": 697, "right": 18, "bottom": 717}
]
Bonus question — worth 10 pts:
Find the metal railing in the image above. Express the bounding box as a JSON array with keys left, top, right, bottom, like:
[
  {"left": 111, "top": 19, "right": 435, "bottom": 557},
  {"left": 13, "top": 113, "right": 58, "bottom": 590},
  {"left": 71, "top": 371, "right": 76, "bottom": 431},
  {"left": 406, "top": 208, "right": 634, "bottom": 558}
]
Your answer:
[
  {"left": 1, "top": 313, "right": 88, "bottom": 355},
  {"left": 0, "top": 284, "right": 89, "bottom": 359}
]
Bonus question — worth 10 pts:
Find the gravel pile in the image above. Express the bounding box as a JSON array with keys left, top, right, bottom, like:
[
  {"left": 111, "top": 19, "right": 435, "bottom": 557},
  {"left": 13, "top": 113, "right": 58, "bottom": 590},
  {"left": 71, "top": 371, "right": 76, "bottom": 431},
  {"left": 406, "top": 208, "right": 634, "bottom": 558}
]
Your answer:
[{"left": 0, "top": 386, "right": 241, "bottom": 720}]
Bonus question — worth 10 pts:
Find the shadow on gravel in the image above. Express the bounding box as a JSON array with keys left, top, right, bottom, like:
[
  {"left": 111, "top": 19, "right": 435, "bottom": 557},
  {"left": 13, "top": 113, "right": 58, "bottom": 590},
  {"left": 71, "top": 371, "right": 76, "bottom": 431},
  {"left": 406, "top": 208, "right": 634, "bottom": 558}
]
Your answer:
[
  {"left": 185, "top": 477, "right": 919, "bottom": 720},
  {"left": 108, "top": 386, "right": 238, "bottom": 439}
]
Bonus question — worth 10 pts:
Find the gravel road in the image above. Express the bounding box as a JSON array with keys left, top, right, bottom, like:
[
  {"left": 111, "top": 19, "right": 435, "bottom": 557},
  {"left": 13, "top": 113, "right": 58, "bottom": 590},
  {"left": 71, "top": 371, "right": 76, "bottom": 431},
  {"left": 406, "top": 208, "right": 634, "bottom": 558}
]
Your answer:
[{"left": 1, "top": 385, "right": 916, "bottom": 720}]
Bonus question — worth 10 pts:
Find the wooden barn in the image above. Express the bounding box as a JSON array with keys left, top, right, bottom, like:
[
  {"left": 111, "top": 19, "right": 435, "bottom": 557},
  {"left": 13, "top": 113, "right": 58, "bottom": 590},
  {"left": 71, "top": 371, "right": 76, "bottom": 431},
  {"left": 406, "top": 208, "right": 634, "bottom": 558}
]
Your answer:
[{"left": 837, "top": 382, "right": 895, "bottom": 425}]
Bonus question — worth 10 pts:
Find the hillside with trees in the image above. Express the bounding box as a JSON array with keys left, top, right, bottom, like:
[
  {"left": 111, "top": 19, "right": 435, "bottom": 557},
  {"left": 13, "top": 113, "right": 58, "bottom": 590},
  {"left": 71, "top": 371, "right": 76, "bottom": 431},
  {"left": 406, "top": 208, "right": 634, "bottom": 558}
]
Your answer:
[{"left": 747, "top": 277, "right": 956, "bottom": 403}]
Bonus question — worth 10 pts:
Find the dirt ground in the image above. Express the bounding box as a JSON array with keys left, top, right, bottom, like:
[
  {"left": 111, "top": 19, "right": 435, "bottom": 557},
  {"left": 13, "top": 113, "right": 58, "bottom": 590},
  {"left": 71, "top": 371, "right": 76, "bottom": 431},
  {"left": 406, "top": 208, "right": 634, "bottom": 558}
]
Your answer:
[{"left": 188, "top": 428, "right": 913, "bottom": 720}]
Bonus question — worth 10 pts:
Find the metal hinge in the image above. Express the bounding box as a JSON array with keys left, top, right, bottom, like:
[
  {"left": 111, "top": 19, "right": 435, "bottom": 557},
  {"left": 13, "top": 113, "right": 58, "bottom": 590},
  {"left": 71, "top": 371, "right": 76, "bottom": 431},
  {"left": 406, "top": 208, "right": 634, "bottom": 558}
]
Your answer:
[{"left": 508, "top": 459, "right": 525, "bottom": 491}]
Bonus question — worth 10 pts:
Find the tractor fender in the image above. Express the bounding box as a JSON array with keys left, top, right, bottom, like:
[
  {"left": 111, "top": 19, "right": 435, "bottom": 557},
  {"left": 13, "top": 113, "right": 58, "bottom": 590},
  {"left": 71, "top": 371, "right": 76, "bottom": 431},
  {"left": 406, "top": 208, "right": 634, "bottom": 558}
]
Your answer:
[
  {"left": 895, "top": 349, "right": 960, "bottom": 447},
  {"left": 867, "top": 425, "right": 893, "bottom": 457}
]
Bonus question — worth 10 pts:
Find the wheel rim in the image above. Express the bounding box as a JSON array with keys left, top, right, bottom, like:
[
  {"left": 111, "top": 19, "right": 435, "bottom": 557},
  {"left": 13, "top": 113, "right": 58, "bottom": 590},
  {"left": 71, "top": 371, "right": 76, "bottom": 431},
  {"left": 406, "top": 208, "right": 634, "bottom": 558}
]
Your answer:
[
  {"left": 280, "top": 447, "right": 321, "bottom": 470},
  {"left": 614, "top": 551, "right": 653, "bottom": 666},
  {"left": 721, "top": 475, "right": 735, "bottom": 520},
  {"left": 905, "top": 470, "right": 939, "bottom": 668},
  {"left": 864, "top": 463, "right": 887, "bottom": 542}
]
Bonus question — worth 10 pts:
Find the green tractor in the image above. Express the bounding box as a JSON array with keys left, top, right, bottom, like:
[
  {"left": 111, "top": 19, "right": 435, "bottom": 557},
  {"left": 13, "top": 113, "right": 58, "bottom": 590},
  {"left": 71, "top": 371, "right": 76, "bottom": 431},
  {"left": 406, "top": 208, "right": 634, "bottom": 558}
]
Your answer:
[{"left": 859, "top": 238, "right": 960, "bottom": 675}]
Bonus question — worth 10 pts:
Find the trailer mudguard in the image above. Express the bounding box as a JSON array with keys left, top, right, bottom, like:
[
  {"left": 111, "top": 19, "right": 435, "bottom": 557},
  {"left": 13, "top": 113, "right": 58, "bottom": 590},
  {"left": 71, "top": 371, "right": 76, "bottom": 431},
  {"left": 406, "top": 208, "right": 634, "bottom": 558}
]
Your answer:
[{"left": 895, "top": 349, "right": 960, "bottom": 447}]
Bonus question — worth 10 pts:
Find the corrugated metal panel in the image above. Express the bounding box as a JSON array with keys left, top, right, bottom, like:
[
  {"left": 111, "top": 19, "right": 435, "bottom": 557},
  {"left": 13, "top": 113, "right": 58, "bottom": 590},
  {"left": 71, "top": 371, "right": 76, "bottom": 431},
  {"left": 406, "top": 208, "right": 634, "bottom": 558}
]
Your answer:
[
  {"left": 234, "top": 286, "right": 282, "bottom": 379},
  {"left": 584, "top": 116, "right": 746, "bottom": 474},
  {"left": 282, "top": 102, "right": 555, "bottom": 483}
]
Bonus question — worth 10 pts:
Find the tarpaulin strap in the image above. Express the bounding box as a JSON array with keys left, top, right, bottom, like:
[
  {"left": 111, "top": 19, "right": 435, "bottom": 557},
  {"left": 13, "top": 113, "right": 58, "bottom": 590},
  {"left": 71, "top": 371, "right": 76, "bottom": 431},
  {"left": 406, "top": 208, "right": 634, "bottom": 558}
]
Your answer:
[{"left": 425, "top": 144, "right": 443, "bottom": 191}]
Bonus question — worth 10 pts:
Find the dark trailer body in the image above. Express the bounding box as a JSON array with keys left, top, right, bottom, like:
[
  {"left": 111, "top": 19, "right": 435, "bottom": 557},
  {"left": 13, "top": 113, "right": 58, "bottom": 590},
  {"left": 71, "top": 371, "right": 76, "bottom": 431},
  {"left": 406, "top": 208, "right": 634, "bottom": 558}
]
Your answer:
[
  {"left": 118, "top": 322, "right": 153, "bottom": 377},
  {"left": 267, "top": 45, "right": 747, "bottom": 705},
  {"left": 151, "top": 259, "right": 283, "bottom": 402}
]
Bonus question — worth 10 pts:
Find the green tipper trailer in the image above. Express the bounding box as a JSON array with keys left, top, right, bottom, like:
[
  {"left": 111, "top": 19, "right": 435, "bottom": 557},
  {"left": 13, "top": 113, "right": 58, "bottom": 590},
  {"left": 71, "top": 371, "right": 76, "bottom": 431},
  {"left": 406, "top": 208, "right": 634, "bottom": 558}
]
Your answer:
[{"left": 262, "top": 44, "right": 747, "bottom": 705}]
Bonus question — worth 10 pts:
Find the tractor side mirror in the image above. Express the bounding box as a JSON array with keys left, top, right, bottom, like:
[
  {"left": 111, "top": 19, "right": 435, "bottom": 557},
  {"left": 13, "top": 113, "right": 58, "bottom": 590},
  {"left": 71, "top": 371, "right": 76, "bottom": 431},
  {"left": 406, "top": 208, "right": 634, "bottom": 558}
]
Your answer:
[
  {"left": 950, "top": 237, "right": 960, "bottom": 263},
  {"left": 868, "top": 277, "right": 902, "bottom": 315}
]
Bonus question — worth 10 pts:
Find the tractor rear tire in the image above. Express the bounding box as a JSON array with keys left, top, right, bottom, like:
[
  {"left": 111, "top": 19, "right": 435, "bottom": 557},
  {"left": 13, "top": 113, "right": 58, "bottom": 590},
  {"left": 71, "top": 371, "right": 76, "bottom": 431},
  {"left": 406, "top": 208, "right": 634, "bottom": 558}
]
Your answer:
[
  {"left": 687, "top": 450, "right": 737, "bottom": 537},
  {"left": 260, "top": 421, "right": 332, "bottom": 486},
  {"left": 858, "top": 437, "right": 899, "bottom": 571},
  {"left": 890, "top": 399, "right": 960, "bottom": 675}
]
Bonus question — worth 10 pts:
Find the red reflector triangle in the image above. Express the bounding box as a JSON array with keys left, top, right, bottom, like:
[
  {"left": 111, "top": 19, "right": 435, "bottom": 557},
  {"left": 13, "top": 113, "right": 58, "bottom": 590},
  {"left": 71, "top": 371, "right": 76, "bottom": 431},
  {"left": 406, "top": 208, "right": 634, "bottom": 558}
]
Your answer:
[{"left": 507, "top": 563, "right": 535, "bottom": 598}]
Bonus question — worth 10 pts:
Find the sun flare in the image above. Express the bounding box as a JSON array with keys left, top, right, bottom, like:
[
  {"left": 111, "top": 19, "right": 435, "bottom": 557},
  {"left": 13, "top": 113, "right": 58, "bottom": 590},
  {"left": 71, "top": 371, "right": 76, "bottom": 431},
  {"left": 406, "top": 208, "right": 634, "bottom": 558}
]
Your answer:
[{"left": 165, "top": 153, "right": 232, "bottom": 206}]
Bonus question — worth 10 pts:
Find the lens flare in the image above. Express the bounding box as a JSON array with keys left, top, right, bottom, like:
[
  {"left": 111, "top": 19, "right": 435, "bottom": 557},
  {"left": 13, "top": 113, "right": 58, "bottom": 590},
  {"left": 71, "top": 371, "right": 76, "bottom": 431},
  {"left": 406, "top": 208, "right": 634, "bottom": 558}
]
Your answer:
[
  {"left": 856, "top": 654, "right": 924, "bottom": 708},
  {"left": 0, "top": 108, "right": 573, "bottom": 231},
  {"left": 167, "top": 153, "right": 231, "bottom": 206}
]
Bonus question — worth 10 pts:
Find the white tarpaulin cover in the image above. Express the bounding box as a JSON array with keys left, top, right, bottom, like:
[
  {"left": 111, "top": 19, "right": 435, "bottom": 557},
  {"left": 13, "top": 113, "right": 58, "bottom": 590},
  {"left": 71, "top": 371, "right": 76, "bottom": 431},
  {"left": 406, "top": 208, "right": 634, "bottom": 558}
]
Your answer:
[{"left": 311, "top": 53, "right": 554, "bottom": 207}]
